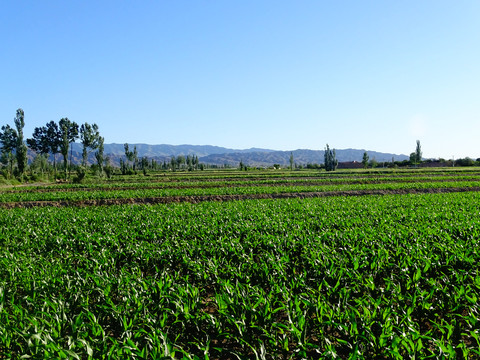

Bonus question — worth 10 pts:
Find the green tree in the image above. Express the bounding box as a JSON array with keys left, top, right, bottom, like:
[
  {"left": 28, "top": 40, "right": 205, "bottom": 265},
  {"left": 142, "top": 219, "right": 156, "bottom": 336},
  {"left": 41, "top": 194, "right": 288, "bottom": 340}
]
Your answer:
[
  {"left": 176, "top": 155, "right": 185, "bottom": 170},
  {"left": 289, "top": 152, "right": 294, "bottom": 170},
  {"left": 124, "top": 143, "right": 131, "bottom": 162},
  {"left": 119, "top": 158, "right": 126, "bottom": 175},
  {"left": 409, "top": 152, "right": 416, "bottom": 166},
  {"left": 27, "top": 121, "right": 61, "bottom": 178},
  {"left": 194, "top": 155, "right": 199, "bottom": 170},
  {"left": 324, "top": 144, "right": 338, "bottom": 171},
  {"left": 362, "top": 151, "right": 369, "bottom": 169},
  {"left": 0, "top": 124, "right": 18, "bottom": 177},
  {"left": 31, "top": 154, "right": 49, "bottom": 175},
  {"left": 133, "top": 146, "right": 138, "bottom": 173},
  {"left": 59, "top": 118, "right": 79, "bottom": 178},
  {"left": 123, "top": 143, "right": 138, "bottom": 173},
  {"left": 95, "top": 136, "right": 105, "bottom": 175},
  {"left": 27, "top": 126, "right": 50, "bottom": 156},
  {"left": 80, "top": 123, "right": 100, "bottom": 166},
  {"left": 45, "top": 121, "right": 61, "bottom": 178},
  {"left": 141, "top": 156, "right": 149, "bottom": 175},
  {"left": 415, "top": 140, "right": 422, "bottom": 167},
  {"left": 14, "top": 109, "right": 28, "bottom": 175}
]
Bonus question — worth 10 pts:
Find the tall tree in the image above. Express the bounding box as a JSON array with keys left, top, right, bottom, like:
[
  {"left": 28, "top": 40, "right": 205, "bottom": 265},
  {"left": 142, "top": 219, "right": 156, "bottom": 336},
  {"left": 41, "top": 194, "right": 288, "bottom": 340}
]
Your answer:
[
  {"left": 324, "top": 144, "right": 338, "bottom": 171},
  {"left": 119, "top": 158, "right": 126, "bottom": 175},
  {"left": 124, "top": 143, "right": 134, "bottom": 171},
  {"left": 80, "top": 123, "right": 100, "bottom": 166},
  {"left": 140, "top": 156, "right": 149, "bottom": 175},
  {"left": 124, "top": 143, "right": 130, "bottom": 162},
  {"left": 0, "top": 124, "right": 18, "bottom": 177},
  {"left": 362, "top": 151, "right": 369, "bottom": 169},
  {"left": 176, "top": 155, "right": 185, "bottom": 170},
  {"left": 289, "top": 152, "right": 294, "bottom": 170},
  {"left": 28, "top": 121, "right": 61, "bottom": 178},
  {"left": 27, "top": 126, "right": 50, "bottom": 156},
  {"left": 133, "top": 146, "right": 138, "bottom": 173},
  {"left": 45, "top": 121, "right": 61, "bottom": 178},
  {"left": 14, "top": 109, "right": 28, "bottom": 175},
  {"left": 59, "top": 118, "right": 79, "bottom": 178},
  {"left": 95, "top": 136, "right": 104, "bottom": 175},
  {"left": 415, "top": 140, "right": 422, "bottom": 167}
]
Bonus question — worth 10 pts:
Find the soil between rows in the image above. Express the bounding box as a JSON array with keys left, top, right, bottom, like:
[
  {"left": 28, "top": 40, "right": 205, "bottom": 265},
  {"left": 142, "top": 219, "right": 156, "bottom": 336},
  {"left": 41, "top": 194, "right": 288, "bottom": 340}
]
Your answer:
[{"left": 1, "top": 186, "right": 480, "bottom": 209}]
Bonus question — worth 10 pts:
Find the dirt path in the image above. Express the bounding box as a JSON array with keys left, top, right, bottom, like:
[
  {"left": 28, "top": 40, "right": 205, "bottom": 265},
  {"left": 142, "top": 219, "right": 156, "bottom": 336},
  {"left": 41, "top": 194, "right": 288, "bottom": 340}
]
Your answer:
[{"left": 2, "top": 186, "right": 480, "bottom": 209}]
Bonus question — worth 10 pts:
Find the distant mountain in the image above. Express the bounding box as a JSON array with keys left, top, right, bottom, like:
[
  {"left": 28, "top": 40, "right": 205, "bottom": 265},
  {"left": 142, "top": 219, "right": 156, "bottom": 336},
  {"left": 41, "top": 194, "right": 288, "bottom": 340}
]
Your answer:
[
  {"left": 71, "top": 143, "right": 275, "bottom": 158},
  {"left": 200, "top": 148, "right": 409, "bottom": 167},
  {"left": 31, "top": 143, "right": 408, "bottom": 167}
]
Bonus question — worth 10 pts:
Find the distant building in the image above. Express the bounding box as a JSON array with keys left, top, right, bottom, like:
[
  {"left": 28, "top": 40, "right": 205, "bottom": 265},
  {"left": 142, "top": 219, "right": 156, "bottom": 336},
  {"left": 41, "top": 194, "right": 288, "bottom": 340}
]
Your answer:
[{"left": 337, "top": 161, "right": 363, "bottom": 169}]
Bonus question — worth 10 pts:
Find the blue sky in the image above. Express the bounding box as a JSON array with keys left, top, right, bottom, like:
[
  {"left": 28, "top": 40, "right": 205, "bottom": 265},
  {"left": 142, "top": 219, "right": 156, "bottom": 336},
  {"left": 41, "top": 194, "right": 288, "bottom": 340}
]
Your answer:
[{"left": 1, "top": 1, "right": 479, "bottom": 159}]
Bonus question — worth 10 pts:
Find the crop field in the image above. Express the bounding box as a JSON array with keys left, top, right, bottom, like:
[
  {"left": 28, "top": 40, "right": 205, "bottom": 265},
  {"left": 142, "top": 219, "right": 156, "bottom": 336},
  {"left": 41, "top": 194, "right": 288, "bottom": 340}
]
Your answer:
[
  {"left": 1, "top": 168, "right": 480, "bottom": 359},
  {"left": 2, "top": 168, "right": 480, "bottom": 207}
]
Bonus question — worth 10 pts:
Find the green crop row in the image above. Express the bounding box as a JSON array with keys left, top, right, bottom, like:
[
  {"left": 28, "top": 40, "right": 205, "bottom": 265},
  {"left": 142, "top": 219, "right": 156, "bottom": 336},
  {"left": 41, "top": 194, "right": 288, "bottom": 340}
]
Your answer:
[
  {"left": 5, "top": 174, "right": 480, "bottom": 195},
  {"left": 1, "top": 179, "right": 480, "bottom": 203},
  {"left": 1, "top": 192, "right": 480, "bottom": 358},
  {"left": 3, "top": 168, "right": 480, "bottom": 202}
]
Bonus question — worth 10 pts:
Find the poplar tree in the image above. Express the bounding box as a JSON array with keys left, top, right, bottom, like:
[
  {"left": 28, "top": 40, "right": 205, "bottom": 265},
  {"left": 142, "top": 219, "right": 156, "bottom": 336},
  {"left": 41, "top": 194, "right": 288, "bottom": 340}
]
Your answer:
[
  {"left": 14, "top": 109, "right": 28, "bottom": 175},
  {"left": 133, "top": 146, "right": 138, "bottom": 173},
  {"left": 45, "top": 121, "right": 61, "bottom": 178},
  {"left": 59, "top": 118, "right": 79, "bottom": 178},
  {"left": 324, "top": 144, "right": 338, "bottom": 171},
  {"left": 80, "top": 123, "right": 100, "bottom": 166},
  {"left": 95, "top": 136, "right": 105, "bottom": 175},
  {"left": 362, "top": 151, "right": 369, "bottom": 169},
  {"left": 415, "top": 140, "right": 422, "bottom": 166},
  {"left": 124, "top": 143, "right": 137, "bottom": 173},
  {"left": 0, "top": 124, "right": 17, "bottom": 177},
  {"left": 27, "top": 121, "right": 61, "bottom": 178}
]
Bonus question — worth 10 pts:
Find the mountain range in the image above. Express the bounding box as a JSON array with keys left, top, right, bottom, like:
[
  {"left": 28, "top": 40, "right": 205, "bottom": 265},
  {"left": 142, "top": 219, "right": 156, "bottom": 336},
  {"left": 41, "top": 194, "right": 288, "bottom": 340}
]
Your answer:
[{"left": 65, "top": 143, "right": 409, "bottom": 167}]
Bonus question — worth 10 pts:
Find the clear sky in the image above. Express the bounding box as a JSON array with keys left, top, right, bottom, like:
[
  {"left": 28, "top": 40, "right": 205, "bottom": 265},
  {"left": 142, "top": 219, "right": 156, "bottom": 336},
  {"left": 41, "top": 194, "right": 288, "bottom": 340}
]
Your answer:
[{"left": 1, "top": 1, "right": 479, "bottom": 159}]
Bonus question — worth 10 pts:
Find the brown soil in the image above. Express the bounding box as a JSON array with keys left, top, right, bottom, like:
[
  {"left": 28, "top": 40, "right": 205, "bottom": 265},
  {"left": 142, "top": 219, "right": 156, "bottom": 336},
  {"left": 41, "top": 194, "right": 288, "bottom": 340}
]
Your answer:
[{"left": 1, "top": 186, "right": 480, "bottom": 209}]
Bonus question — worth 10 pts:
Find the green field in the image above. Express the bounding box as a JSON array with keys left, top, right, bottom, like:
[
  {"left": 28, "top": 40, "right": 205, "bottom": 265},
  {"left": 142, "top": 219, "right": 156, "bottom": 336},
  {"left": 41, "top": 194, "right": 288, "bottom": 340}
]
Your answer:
[{"left": 1, "top": 169, "right": 480, "bottom": 359}]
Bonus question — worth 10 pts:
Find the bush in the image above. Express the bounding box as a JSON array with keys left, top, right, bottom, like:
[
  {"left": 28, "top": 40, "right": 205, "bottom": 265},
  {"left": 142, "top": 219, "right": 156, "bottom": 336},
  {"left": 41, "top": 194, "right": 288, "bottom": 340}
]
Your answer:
[
  {"left": 73, "top": 168, "right": 86, "bottom": 183},
  {"left": 105, "top": 165, "right": 114, "bottom": 179},
  {"left": 455, "top": 157, "right": 475, "bottom": 167}
]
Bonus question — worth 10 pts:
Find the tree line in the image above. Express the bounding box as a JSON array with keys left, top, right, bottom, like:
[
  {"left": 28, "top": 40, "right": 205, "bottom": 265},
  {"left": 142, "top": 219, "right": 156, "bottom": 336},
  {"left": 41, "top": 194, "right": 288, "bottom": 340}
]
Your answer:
[
  {"left": 3, "top": 109, "right": 478, "bottom": 179},
  {"left": 119, "top": 144, "right": 204, "bottom": 175},
  {"left": 0, "top": 108, "right": 212, "bottom": 181},
  {"left": 0, "top": 108, "right": 104, "bottom": 180},
  {"left": 327, "top": 141, "right": 423, "bottom": 170},
  {"left": 290, "top": 141, "right": 441, "bottom": 171}
]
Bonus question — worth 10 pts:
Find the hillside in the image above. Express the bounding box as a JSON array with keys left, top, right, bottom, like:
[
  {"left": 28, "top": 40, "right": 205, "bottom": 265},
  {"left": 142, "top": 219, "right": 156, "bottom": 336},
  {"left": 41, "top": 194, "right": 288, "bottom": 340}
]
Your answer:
[
  {"left": 77, "top": 143, "right": 274, "bottom": 158},
  {"left": 200, "top": 148, "right": 409, "bottom": 167}
]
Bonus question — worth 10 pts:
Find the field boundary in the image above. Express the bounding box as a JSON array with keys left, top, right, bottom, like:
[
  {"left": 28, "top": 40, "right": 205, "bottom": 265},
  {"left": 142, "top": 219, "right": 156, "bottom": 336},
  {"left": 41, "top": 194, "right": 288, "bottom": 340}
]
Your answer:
[{"left": 2, "top": 186, "right": 480, "bottom": 208}]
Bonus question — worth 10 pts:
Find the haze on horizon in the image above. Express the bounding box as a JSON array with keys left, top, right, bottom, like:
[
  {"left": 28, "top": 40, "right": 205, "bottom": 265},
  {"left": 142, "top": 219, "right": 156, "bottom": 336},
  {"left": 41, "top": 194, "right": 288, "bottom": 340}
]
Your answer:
[{"left": 1, "top": 1, "right": 479, "bottom": 160}]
